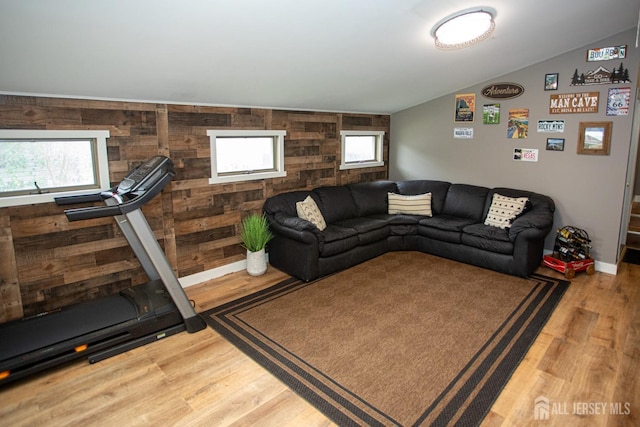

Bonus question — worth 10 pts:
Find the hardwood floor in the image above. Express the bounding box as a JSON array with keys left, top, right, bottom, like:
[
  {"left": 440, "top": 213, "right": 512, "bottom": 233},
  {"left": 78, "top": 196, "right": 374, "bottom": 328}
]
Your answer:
[{"left": 1, "top": 258, "right": 638, "bottom": 426}]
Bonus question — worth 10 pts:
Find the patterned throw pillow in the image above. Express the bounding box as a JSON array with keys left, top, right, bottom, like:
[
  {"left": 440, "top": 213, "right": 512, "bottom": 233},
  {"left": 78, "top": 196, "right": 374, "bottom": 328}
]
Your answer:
[
  {"left": 388, "top": 192, "right": 432, "bottom": 216},
  {"left": 296, "top": 195, "right": 327, "bottom": 231},
  {"left": 484, "top": 193, "right": 529, "bottom": 229}
]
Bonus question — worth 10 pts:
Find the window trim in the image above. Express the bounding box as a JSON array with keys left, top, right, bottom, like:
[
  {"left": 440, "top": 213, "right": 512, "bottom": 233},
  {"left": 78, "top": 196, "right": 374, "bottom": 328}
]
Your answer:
[
  {"left": 339, "top": 130, "right": 385, "bottom": 170},
  {"left": 0, "top": 129, "right": 110, "bottom": 207},
  {"left": 207, "top": 129, "right": 287, "bottom": 184}
]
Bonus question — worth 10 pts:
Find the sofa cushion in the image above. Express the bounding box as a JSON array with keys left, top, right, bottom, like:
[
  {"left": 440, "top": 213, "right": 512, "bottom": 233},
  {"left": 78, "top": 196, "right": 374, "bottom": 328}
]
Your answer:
[
  {"left": 484, "top": 193, "right": 529, "bottom": 229},
  {"left": 264, "top": 190, "right": 316, "bottom": 218},
  {"left": 461, "top": 225, "right": 514, "bottom": 255},
  {"left": 296, "top": 195, "right": 327, "bottom": 231},
  {"left": 463, "top": 223, "right": 512, "bottom": 242},
  {"left": 486, "top": 188, "right": 554, "bottom": 217},
  {"left": 334, "top": 217, "right": 388, "bottom": 233},
  {"left": 347, "top": 181, "right": 397, "bottom": 217},
  {"left": 313, "top": 186, "right": 358, "bottom": 224},
  {"left": 418, "top": 215, "right": 476, "bottom": 232},
  {"left": 318, "top": 225, "right": 359, "bottom": 257},
  {"left": 369, "top": 213, "right": 420, "bottom": 236},
  {"left": 441, "top": 184, "right": 489, "bottom": 221},
  {"left": 334, "top": 217, "right": 390, "bottom": 246},
  {"left": 388, "top": 192, "right": 432, "bottom": 216},
  {"left": 418, "top": 226, "right": 462, "bottom": 243},
  {"left": 396, "top": 180, "right": 451, "bottom": 215}
]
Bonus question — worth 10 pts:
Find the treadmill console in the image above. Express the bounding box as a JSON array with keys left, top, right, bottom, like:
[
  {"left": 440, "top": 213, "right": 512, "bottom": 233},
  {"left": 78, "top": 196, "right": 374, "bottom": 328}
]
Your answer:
[
  {"left": 56, "top": 155, "right": 176, "bottom": 220},
  {"left": 117, "top": 156, "right": 173, "bottom": 196}
]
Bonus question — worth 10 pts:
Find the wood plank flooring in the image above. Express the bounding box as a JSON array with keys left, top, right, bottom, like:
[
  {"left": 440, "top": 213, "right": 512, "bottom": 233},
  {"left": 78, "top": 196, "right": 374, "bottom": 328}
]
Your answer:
[{"left": 1, "top": 258, "right": 638, "bottom": 426}]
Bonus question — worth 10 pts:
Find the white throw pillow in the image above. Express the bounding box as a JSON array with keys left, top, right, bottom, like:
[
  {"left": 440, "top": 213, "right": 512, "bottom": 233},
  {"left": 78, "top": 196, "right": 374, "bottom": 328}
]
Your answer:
[
  {"left": 296, "top": 195, "right": 327, "bottom": 231},
  {"left": 484, "top": 193, "right": 529, "bottom": 229},
  {"left": 388, "top": 192, "right": 432, "bottom": 216}
]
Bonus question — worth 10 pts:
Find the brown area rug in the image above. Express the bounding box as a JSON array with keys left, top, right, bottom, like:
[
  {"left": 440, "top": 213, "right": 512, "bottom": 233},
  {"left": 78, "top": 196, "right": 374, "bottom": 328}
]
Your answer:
[{"left": 203, "top": 252, "right": 569, "bottom": 426}]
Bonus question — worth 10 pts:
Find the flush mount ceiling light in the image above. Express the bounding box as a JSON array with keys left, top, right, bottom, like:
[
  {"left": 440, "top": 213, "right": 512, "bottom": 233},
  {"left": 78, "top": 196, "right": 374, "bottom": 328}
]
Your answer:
[{"left": 431, "top": 7, "right": 496, "bottom": 50}]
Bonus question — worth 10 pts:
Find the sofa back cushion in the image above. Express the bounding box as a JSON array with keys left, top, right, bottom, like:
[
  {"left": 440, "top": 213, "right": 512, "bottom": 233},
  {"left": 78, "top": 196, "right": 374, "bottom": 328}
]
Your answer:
[
  {"left": 441, "top": 184, "right": 490, "bottom": 221},
  {"left": 263, "top": 190, "right": 316, "bottom": 218},
  {"left": 485, "top": 188, "right": 555, "bottom": 216},
  {"left": 396, "top": 180, "right": 451, "bottom": 215},
  {"left": 313, "top": 186, "right": 358, "bottom": 223},
  {"left": 347, "top": 180, "right": 398, "bottom": 217}
]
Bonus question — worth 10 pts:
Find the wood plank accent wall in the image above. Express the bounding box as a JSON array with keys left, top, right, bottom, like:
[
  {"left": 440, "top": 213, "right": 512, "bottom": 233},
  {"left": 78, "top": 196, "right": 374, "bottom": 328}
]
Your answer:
[{"left": 0, "top": 95, "right": 390, "bottom": 322}]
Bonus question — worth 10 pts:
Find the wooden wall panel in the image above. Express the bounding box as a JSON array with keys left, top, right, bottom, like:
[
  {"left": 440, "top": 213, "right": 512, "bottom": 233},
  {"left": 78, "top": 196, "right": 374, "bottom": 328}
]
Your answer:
[
  {"left": 0, "top": 208, "right": 22, "bottom": 322},
  {"left": 0, "top": 95, "right": 390, "bottom": 322}
]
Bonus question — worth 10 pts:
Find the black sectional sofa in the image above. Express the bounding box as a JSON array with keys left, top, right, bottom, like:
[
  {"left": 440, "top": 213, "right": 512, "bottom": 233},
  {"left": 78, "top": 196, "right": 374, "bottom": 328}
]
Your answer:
[{"left": 263, "top": 180, "right": 555, "bottom": 281}]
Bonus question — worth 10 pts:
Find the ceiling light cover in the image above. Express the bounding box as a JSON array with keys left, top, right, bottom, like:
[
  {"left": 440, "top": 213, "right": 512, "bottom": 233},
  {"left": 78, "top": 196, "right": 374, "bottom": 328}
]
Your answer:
[{"left": 432, "top": 7, "right": 496, "bottom": 50}]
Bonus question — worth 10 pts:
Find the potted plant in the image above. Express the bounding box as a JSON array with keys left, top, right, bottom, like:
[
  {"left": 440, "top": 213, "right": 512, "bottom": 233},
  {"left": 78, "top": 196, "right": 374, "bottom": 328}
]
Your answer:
[{"left": 239, "top": 213, "right": 273, "bottom": 276}]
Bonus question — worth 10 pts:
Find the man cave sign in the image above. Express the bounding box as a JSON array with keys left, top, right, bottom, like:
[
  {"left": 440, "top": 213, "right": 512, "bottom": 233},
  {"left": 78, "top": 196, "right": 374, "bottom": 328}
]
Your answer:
[{"left": 549, "top": 92, "right": 599, "bottom": 114}]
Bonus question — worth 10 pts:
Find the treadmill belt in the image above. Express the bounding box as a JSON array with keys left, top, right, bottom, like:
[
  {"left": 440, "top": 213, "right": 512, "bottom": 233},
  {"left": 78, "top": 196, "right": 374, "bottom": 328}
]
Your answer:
[{"left": 0, "top": 295, "right": 138, "bottom": 361}]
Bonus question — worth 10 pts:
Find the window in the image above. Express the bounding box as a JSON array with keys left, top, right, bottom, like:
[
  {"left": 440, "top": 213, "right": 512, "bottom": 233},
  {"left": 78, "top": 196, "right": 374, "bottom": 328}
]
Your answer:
[
  {"left": 0, "top": 130, "right": 110, "bottom": 207},
  {"left": 340, "top": 130, "right": 385, "bottom": 170},
  {"left": 207, "top": 129, "right": 286, "bottom": 184}
]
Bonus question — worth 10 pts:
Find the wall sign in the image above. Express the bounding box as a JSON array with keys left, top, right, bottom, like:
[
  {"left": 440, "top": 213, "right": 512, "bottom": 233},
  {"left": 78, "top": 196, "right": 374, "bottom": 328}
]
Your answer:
[
  {"left": 606, "top": 87, "right": 631, "bottom": 116},
  {"left": 549, "top": 92, "right": 599, "bottom": 114},
  {"left": 586, "top": 45, "right": 626, "bottom": 62},
  {"left": 481, "top": 83, "right": 524, "bottom": 99},
  {"left": 453, "top": 127, "right": 474, "bottom": 139},
  {"left": 570, "top": 63, "right": 631, "bottom": 86},
  {"left": 513, "top": 148, "right": 538, "bottom": 162},
  {"left": 537, "top": 120, "right": 565, "bottom": 133}
]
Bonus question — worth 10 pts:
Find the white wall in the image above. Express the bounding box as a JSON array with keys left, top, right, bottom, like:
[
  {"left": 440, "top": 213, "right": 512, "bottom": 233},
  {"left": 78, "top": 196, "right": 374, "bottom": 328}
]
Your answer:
[{"left": 390, "top": 29, "right": 639, "bottom": 268}]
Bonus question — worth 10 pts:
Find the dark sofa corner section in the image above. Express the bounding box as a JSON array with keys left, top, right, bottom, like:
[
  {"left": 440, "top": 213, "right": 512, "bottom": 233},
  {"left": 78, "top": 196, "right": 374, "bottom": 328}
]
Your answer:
[{"left": 263, "top": 180, "right": 555, "bottom": 281}]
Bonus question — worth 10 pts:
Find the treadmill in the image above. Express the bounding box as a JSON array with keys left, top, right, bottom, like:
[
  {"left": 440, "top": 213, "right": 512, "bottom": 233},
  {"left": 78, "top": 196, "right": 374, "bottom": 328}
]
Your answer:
[{"left": 0, "top": 156, "right": 206, "bottom": 386}]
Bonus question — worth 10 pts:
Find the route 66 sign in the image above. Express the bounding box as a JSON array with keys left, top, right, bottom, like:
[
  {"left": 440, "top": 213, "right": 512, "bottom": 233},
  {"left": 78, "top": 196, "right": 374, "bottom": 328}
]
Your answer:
[{"left": 606, "top": 87, "right": 631, "bottom": 116}]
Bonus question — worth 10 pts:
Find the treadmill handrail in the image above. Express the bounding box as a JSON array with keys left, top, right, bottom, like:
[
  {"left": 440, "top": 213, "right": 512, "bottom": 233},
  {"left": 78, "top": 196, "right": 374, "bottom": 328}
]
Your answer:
[
  {"left": 54, "top": 192, "right": 109, "bottom": 205},
  {"left": 63, "top": 172, "right": 173, "bottom": 221}
]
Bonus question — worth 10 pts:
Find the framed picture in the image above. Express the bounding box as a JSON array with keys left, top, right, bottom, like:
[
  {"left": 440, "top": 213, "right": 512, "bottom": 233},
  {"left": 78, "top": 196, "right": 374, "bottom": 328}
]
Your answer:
[
  {"left": 544, "top": 73, "right": 559, "bottom": 91},
  {"left": 546, "top": 138, "right": 565, "bottom": 151},
  {"left": 483, "top": 104, "right": 500, "bottom": 124},
  {"left": 454, "top": 93, "right": 475, "bottom": 122},
  {"left": 577, "top": 121, "right": 612, "bottom": 155}
]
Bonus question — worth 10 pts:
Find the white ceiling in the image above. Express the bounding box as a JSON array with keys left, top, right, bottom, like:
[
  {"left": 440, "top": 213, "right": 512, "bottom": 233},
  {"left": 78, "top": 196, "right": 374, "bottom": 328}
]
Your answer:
[{"left": 0, "top": 0, "right": 638, "bottom": 114}]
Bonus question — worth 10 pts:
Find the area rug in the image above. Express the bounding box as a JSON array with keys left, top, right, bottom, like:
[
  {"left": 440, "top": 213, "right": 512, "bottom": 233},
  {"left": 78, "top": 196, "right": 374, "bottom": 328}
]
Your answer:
[{"left": 203, "top": 252, "right": 569, "bottom": 426}]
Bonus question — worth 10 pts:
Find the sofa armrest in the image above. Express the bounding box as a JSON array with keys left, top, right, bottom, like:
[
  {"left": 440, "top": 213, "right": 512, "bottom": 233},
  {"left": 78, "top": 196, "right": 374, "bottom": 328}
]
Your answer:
[
  {"left": 278, "top": 215, "right": 318, "bottom": 232},
  {"left": 268, "top": 217, "right": 319, "bottom": 244},
  {"left": 509, "top": 210, "right": 553, "bottom": 241},
  {"left": 267, "top": 211, "right": 325, "bottom": 243},
  {"left": 266, "top": 214, "right": 321, "bottom": 281}
]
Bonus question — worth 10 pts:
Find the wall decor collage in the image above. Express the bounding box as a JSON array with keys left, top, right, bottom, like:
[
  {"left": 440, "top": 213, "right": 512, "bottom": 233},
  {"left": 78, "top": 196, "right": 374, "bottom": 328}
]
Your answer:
[{"left": 453, "top": 44, "right": 632, "bottom": 162}]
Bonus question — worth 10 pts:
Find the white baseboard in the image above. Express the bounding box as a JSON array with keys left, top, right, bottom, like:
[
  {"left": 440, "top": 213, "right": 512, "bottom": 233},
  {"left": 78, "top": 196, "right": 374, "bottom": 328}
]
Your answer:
[
  {"left": 179, "top": 259, "right": 248, "bottom": 288},
  {"left": 635, "top": 195, "right": 640, "bottom": 203},
  {"left": 595, "top": 261, "right": 617, "bottom": 275}
]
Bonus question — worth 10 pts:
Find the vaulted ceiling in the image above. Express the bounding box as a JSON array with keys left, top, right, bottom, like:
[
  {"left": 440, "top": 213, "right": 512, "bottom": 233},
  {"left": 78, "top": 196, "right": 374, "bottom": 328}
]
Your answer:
[{"left": 0, "top": 0, "right": 638, "bottom": 114}]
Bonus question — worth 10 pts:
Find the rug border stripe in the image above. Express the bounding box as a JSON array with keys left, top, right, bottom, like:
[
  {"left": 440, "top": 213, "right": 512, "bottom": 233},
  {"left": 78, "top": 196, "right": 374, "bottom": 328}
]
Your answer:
[
  {"left": 203, "top": 270, "right": 569, "bottom": 427},
  {"left": 208, "top": 279, "right": 396, "bottom": 426},
  {"left": 424, "top": 274, "right": 569, "bottom": 425}
]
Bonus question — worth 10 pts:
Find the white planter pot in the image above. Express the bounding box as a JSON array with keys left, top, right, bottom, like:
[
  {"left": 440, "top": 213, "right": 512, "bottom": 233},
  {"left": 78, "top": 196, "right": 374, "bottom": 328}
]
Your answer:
[{"left": 246, "top": 248, "right": 267, "bottom": 276}]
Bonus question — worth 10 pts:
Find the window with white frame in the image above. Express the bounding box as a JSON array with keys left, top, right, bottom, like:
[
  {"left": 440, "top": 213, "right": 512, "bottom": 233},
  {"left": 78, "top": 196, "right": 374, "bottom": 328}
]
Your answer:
[
  {"left": 207, "top": 129, "right": 286, "bottom": 184},
  {"left": 340, "top": 130, "right": 385, "bottom": 170},
  {"left": 0, "top": 129, "right": 110, "bottom": 207}
]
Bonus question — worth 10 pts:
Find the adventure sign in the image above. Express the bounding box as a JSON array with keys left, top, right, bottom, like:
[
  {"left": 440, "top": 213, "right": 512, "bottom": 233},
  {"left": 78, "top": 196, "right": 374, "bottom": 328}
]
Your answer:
[{"left": 481, "top": 83, "right": 524, "bottom": 99}]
